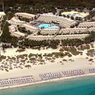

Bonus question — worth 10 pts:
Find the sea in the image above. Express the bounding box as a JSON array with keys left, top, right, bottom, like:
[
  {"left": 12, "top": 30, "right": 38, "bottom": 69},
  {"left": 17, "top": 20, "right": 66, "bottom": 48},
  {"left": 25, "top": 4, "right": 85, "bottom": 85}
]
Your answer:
[{"left": 0, "top": 76, "right": 95, "bottom": 95}]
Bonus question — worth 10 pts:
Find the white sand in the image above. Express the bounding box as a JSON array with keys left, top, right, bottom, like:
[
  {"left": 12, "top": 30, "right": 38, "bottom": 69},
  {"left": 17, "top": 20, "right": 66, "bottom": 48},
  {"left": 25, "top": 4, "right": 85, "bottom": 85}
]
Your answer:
[
  {"left": 0, "top": 43, "right": 95, "bottom": 89},
  {"left": 0, "top": 57, "right": 95, "bottom": 90}
]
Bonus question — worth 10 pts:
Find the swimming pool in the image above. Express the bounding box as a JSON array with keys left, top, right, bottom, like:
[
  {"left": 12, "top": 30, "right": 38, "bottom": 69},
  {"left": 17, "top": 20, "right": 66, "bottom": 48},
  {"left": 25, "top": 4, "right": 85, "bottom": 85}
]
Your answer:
[{"left": 38, "top": 23, "right": 59, "bottom": 29}]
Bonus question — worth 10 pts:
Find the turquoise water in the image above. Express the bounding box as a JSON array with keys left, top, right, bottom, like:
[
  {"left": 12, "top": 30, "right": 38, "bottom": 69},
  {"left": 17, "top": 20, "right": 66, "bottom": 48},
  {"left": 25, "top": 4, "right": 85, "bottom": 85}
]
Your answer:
[
  {"left": 38, "top": 24, "right": 50, "bottom": 29},
  {"left": 1, "top": 76, "right": 95, "bottom": 95},
  {"left": 38, "top": 23, "right": 58, "bottom": 29}
]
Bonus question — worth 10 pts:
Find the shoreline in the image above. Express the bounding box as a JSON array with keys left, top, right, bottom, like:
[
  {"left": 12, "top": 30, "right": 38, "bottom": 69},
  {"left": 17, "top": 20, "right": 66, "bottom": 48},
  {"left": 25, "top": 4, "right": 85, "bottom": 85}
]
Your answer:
[
  {"left": 1, "top": 69, "right": 95, "bottom": 90},
  {"left": 0, "top": 45, "right": 95, "bottom": 90}
]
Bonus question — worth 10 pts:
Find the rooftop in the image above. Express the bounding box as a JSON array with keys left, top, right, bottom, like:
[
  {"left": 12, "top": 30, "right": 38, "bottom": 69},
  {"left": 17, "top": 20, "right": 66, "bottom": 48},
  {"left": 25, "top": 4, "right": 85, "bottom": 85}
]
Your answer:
[{"left": 15, "top": 12, "right": 35, "bottom": 19}]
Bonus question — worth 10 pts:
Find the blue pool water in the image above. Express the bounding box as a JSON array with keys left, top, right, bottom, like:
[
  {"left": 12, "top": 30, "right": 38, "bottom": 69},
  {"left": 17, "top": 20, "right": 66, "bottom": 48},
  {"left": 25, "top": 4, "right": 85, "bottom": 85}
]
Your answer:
[
  {"left": 38, "top": 23, "right": 59, "bottom": 29},
  {"left": 1, "top": 76, "right": 95, "bottom": 95},
  {"left": 38, "top": 24, "right": 50, "bottom": 29}
]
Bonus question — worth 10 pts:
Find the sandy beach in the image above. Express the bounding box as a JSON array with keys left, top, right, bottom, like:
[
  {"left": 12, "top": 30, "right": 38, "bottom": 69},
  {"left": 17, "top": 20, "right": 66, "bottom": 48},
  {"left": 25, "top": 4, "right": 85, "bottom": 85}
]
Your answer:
[
  {"left": 0, "top": 42, "right": 95, "bottom": 90},
  {"left": 0, "top": 56, "right": 95, "bottom": 90}
]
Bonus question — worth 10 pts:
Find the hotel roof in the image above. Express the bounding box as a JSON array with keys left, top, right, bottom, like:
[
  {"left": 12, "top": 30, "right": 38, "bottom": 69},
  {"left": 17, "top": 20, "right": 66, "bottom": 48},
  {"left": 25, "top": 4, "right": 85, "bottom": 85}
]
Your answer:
[{"left": 15, "top": 12, "right": 35, "bottom": 19}]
